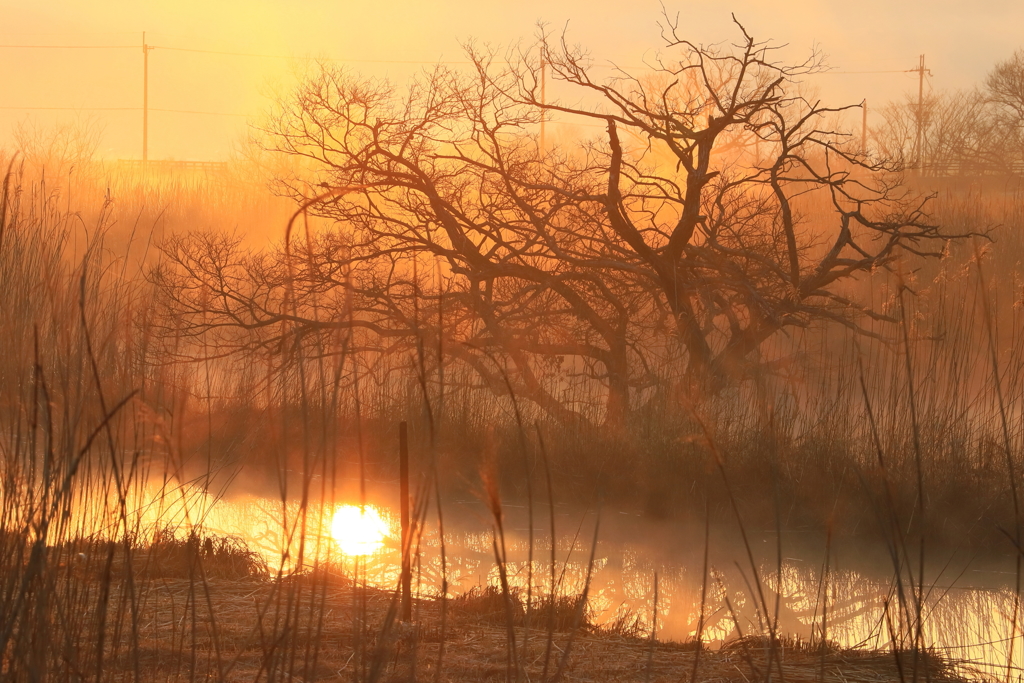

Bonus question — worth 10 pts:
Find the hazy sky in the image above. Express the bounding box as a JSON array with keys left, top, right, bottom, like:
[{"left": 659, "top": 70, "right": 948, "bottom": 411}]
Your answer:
[{"left": 1, "top": 0, "right": 1020, "bottom": 160}]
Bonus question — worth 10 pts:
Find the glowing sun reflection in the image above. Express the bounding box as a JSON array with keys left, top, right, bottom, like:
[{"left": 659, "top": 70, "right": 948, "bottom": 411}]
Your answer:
[{"left": 330, "top": 504, "right": 390, "bottom": 555}]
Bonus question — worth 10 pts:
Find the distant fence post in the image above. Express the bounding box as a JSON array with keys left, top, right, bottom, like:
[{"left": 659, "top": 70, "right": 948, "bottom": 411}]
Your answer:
[{"left": 399, "top": 421, "right": 412, "bottom": 621}]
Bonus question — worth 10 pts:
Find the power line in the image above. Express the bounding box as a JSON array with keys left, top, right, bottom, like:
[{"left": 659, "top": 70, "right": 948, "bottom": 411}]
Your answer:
[
  {"left": 0, "top": 30, "right": 140, "bottom": 36},
  {"left": 153, "top": 44, "right": 473, "bottom": 65},
  {"left": 0, "top": 44, "right": 135, "bottom": 49},
  {"left": 0, "top": 106, "right": 248, "bottom": 117},
  {"left": 0, "top": 40, "right": 476, "bottom": 64},
  {"left": 153, "top": 45, "right": 311, "bottom": 60},
  {"left": 0, "top": 38, "right": 938, "bottom": 160},
  {"left": 152, "top": 107, "right": 248, "bottom": 117},
  {"left": 819, "top": 69, "right": 918, "bottom": 75},
  {"left": 0, "top": 106, "right": 138, "bottom": 111},
  {"left": 0, "top": 42, "right": 931, "bottom": 75}
]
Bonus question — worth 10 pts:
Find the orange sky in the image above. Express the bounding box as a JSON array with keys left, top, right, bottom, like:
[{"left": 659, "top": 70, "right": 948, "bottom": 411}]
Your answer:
[{"left": 1, "top": 0, "right": 1020, "bottom": 161}]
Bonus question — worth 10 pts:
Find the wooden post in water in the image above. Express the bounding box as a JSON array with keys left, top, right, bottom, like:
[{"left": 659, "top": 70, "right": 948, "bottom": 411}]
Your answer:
[{"left": 399, "top": 421, "right": 412, "bottom": 621}]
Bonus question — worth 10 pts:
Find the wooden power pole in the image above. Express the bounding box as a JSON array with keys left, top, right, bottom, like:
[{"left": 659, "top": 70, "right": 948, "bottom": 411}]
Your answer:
[
  {"left": 862, "top": 99, "right": 868, "bottom": 152},
  {"left": 912, "top": 54, "right": 931, "bottom": 171},
  {"left": 539, "top": 55, "right": 547, "bottom": 154},
  {"left": 142, "top": 32, "right": 154, "bottom": 165}
]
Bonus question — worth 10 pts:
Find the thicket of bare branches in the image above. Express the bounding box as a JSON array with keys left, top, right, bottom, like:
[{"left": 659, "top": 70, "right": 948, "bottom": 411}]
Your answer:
[
  {"left": 151, "top": 19, "right": 952, "bottom": 427},
  {"left": 874, "top": 50, "right": 1024, "bottom": 175}
]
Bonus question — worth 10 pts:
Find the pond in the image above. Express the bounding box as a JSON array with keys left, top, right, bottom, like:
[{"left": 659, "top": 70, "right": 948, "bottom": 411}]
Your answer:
[{"left": 114, "top": 485, "right": 1021, "bottom": 681}]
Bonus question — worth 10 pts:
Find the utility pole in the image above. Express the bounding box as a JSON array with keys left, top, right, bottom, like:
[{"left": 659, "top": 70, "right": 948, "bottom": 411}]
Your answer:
[
  {"left": 911, "top": 54, "right": 931, "bottom": 172},
  {"left": 539, "top": 55, "right": 547, "bottom": 154},
  {"left": 142, "top": 32, "right": 154, "bottom": 166},
  {"left": 861, "top": 99, "right": 868, "bottom": 152}
]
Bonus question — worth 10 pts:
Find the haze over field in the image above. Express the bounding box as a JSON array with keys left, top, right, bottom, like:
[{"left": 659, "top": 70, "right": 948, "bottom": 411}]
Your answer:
[
  {"left": 2, "top": 3, "right": 1024, "bottom": 682},
  {"left": 2, "top": 0, "right": 1023, "bottom": 159}
]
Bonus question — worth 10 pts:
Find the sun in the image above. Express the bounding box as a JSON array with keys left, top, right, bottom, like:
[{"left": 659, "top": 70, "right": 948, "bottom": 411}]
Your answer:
[{"left": 330, "top": 504, "right": 390, "bottom": 555}]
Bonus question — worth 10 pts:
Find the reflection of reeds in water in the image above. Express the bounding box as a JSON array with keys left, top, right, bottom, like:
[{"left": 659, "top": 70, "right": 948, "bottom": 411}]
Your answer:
[{"left": 2, "top": 156, "right": 1023, "bottom": 681}]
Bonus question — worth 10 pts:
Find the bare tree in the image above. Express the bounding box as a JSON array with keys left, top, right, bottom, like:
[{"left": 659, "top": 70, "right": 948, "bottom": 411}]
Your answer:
[
  {"left": 986, "top": 49, "right": 1024, "bottom": 120},
  {"left": 875, "top": 90, "right": 1011, "bottom": 175},
  {"left": 511, "top": 17, "right": 946, "bottom": 385},
  {"left": 12, "top": 115, "right": 105, "bottom": 175},
  {"left": 874, "top": 49, "right": 1024, "bottom": 176},
  {"left": 152, "top": 18, "right": 953, "bottom": 427},
  {"left": 986, "top": 49, "right": 1024, "bottom": 172},
  {"left": 153, "top": 66, "right": 653, "bottom": 425}
]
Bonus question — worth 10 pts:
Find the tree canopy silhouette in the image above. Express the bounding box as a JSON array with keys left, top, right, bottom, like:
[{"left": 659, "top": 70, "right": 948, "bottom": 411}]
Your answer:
[{"left": 152, "top": 18, "right": 951, "bottom": 427}]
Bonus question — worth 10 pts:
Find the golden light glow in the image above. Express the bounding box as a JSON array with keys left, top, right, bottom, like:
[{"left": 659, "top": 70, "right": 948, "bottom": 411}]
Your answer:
[{"left": 330, "top": 504, "right": 390, "bottom": 555}]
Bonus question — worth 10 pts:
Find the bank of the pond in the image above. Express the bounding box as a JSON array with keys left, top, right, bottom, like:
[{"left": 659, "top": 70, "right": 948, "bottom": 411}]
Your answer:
[{"left": 86, "top": 575, "right": 979, "bottom": 683}]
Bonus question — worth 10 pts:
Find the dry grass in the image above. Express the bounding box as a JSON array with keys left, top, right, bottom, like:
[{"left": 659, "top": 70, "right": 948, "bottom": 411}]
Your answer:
[
  {"left": 78, "top": 576, "right": 974, "bottom": 683},
  {"left": 0, "top": 141, "right": 1022, "bottom": 681}
]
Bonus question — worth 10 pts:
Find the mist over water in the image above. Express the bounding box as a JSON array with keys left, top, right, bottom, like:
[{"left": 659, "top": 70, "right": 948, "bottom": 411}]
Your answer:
[
  {"left": 88, "top": 479, "right": 1022, "bottom": 682},
  {"left": 2, "top": 8, "right": 1024, "bottom": 681}
]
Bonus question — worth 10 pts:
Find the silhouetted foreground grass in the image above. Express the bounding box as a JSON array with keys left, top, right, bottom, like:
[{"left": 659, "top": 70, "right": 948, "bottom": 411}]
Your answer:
[
  {"left": 55, "top": 567, "right": 973, "bottom": 683},
  {"left": 1, "top": 156, "right": 1020, "bottom": 682}
]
